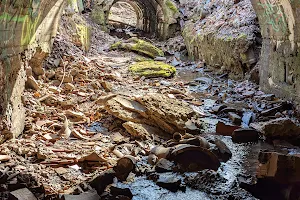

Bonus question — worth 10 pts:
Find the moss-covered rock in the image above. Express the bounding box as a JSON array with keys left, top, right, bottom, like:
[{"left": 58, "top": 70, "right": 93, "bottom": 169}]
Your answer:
[
  {"left": 166, "top": 0, "right": 179, "bottom": 15},
  {"left": 129, "top": 61, "right": 176, "bottom": 78},
  {"left": 110, "top": 38, "right": 164, "bottom": 58}
]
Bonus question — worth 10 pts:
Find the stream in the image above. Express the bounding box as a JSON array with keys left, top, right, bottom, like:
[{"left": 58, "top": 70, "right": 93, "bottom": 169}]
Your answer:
[{"left": 105, "top": 67, "right": 275, "bottom": 200}]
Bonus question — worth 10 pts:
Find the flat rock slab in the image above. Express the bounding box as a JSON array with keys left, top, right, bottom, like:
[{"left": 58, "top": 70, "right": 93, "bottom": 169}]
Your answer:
[
  {"left": 9, "top": 188, "right": 37, "bottom": 200},
  {"left": 114, "top": 96, "right": 147, "bottom": 118},
  {"left": 123, "top": 122, "right": 169, "bottom": 140},
  {"left": 136, "top": 93, "right": 196, "bottom": 133},
  {"left": 106, "top": 93, "right": 197, "bottom": 134}
]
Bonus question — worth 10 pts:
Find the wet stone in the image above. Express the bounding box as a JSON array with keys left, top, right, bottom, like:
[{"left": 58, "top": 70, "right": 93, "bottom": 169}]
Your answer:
[
  {"left": 156, "top": 173, "right": 185, "bottom": 192},
  {"left": 213, "top": 139, "right": 232, "bottom": 162},
  {"left": 155, "top": 158, "right": 175, "bottom": 173},
  {"left": 232, "top": 128, "right": 259, "bottom": 143},
  {"left": 216, "top": 121, "right": 240, "bottom": 136},
  {"left": 109, "top": 186, "right": 133, "bottom": 199},
  {"left": 170, "top": 144, "right": 220, "bottom": 172},
  {"left": 64, "top": 190, "right": 100, "bottom": 200},
  {"left": 9, "top": 188, "right": 37, "bottom": 200},
  {"left": 228, "top": 112, "right": 242, "bottom": 125}
]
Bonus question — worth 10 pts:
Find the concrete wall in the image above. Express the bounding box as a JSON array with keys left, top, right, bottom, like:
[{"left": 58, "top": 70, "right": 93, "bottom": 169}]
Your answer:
[
  {"left": 0, "top": 0, "right": 65, "bottom": 140},
  {"left": 251, "top": 0, "right": 300, "bottom": 101}
]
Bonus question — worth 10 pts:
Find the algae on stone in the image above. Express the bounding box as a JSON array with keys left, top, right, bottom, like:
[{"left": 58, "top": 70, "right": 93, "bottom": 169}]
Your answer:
[
  {"left": 129, "top": 61, "right": 176, "bottom": 78},
  {"left": 166, "top": 0, "right": 179, "bottom": 14},
  {"left": 110, "top": 38, "right": 164, "bottom": 58}
]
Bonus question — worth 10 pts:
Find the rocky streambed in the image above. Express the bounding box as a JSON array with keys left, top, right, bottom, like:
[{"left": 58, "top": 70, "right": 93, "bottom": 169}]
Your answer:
[{"left": 1, "top": 6, "right": 300, "bottom": 200}]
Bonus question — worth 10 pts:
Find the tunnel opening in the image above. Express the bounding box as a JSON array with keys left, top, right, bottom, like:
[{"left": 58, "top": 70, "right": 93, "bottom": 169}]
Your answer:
[
  {"left": 106, "top": 0, "right": 166, "bottom": 40},
  {"left": 108, "top": 1, "right": 140, "bottom": 39}
]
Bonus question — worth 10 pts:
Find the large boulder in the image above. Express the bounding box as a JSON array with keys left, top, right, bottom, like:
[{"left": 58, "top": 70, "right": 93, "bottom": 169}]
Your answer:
[
  {"left": 110, "top": 38, "right": 164, "bottom": 58},
  {"left": 105, "top": 94, "right": 198, "bottom": 135}
]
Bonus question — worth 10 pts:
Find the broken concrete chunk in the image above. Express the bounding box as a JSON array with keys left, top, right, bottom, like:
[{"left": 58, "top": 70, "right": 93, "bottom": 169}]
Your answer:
[
  {"left": 170, "top": 144, "right": 221, "bottom": 172},
  {"left": 105, "top": 98, "right": 153, "bottom": 125},
  {"left": 232, "top": 128, "right": 259, "bottom": 143},
  {"left": 9, "top": 188, "right": 37, "bottom": 200},
  {"left": 136, "top": 93, "right": 196, "bottom": 133}
]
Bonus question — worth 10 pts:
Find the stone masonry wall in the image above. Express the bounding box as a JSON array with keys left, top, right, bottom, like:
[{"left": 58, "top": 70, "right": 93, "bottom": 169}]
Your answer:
[
  {"left": 0, "top": 0, "right": 65, "bottom": 140},
  {"left": 251, "top": 0, "right": 300, "bottom": 102}
]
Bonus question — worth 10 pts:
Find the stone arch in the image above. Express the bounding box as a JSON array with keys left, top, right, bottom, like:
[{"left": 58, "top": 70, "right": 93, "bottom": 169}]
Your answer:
[{"left": 91, "top": 0, "right": 179, "bottom": 39}]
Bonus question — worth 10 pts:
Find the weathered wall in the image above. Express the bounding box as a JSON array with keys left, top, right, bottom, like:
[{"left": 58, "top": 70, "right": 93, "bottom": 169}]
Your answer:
[
  {"left": 251, "top": 0, "right": 300, "bottom": 101},
  {"left": 0, "top": 0, "right": 66, "bottom": 140},
  {"left": 181, "top": 0, "right": 261, "bottom": 79},
  {"left": 91, "top": 0, "right": 179, "bottom": 39}
]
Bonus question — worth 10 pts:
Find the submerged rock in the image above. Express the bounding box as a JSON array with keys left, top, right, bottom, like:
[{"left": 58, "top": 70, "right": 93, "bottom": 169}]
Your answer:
[
  {"left": 110, "top": 38, "right": 164, "bottom": 58},
  {"left": 156, "top": 173, "right": 185, "bottom": 192},
  {"left": 129, "top": 61, "right": 176, "bottom": 78}
]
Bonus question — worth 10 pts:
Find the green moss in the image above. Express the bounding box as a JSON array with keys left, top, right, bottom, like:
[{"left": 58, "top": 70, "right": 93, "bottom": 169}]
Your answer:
[
  {"left": 129, "top": 61, "right": 176, "bottom": 78},
  {"left": 237, "top": 33, "right": 248, "bottom": 40},
  {"left": 166, "top": 0, "right": 179, "bottom": 14},
  {"left": 240, "top": 53, "right": 247, "bottom": 62},
  {"left": 110, "top": 41, "right": 122, "bottom": 50},
  {"left": 110, "top": 38, "right": 164, "bottom": 58}
]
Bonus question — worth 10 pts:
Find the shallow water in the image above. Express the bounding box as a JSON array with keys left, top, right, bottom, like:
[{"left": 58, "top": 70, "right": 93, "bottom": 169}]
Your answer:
[{"left": 111, "top": 68, "right": 273, "bottom": 199}]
